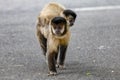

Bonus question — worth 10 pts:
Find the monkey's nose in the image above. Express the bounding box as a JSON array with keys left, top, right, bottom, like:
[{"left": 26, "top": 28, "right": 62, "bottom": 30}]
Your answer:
[{"left": 55, "top": 30, "right": 61, "bottom": 35}]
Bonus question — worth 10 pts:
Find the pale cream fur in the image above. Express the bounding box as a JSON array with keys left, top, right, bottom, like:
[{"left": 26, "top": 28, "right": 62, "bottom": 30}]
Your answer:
[{"left": 38, "top": 2, "right": 65, "bottom": 25}]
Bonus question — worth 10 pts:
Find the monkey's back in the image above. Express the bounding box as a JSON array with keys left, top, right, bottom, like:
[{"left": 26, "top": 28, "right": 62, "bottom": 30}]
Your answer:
[
  {"left": 42, "top": 2, "right": 65, "bottom": 14},
  {"left": 39, "top": 2, "right": 65, "bottom": 24}
]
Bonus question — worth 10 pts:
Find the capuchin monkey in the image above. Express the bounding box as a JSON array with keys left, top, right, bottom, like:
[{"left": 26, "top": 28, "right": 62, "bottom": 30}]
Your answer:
[
  {"left": 36, "top": 17, "right": 70, "bottom": 76},
  {"left": 36, "top": 2, "right": 77, "bottom": 76},
  {"left": 38, "top": 2, "right": 77, "bottom": 27}
]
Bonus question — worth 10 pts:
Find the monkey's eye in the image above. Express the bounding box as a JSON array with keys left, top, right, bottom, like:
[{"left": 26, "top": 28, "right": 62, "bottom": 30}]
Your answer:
[
  {"left": 54, "top": 25, "right": 63, "bottom": 29},
  {"left": 70, "top": 19, "right": 74, "bottom": 23}
]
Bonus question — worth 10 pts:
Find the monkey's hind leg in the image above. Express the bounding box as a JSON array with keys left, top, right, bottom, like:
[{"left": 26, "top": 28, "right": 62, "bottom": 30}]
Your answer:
[
  {"left": 37, "top": 29, "right": 47, "bottom": 56},
  {"left": 59, "top": 45, "right": 68, "bottom": 69}
]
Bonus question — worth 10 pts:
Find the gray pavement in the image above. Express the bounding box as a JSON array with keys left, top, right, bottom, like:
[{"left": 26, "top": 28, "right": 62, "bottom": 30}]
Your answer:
[{"left": 0, "top": 0, "right": 120, "bottom": 80}]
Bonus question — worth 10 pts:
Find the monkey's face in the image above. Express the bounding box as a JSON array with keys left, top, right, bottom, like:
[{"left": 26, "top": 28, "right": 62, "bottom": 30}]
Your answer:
[
  {"left": 63, "top": 9, "right": 77, "bottom": 26},
  {"left": 52, "top": 23, "right": 65, "bottom": 36},
  {"left": 51, "top": 17, "right": 67, "bottom": 36},
  {"left": 66, "top": 15, "right": 75, "bottom": 26}
]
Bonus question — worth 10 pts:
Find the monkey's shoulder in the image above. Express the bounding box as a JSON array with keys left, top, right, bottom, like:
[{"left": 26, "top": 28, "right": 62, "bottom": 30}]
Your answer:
[{"left": 39, "top": 26, "right": 49, "bottom": 38}]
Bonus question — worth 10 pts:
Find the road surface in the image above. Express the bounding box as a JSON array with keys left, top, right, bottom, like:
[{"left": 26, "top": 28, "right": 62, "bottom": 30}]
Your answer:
[{"left": 0, "top": 0, "right": 120, "bottom": 80}]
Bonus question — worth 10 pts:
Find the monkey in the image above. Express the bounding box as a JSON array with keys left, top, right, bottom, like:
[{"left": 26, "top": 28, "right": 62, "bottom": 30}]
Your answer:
[
  {"left": 36, "top": 2, "right": 76, "bottom": 55},
  {"left": 63, "top": 9, "right": 77, "bottom": 26},
  {"left": 38, "top": 2, "right": 77, "bottom": 28},
  {"left": 36, "top": 16, "right": 70, "bottom": 76},
  {"left": 36, "top": 2, "right": 77, "bottom": 76}
]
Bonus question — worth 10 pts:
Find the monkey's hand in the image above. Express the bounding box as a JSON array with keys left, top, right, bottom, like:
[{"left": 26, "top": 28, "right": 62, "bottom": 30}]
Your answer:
[
  {"left": 56, "top": 64, "right": 66, "bottom": 70},
  {"left": 56, "top": 63, "right": 59, "bottom": 68},
  {"left": 59, "top": 65, "right": 66, "bottom": 69},
  {"left": 48, "top": 71, "right": 57, "bottom": 76}
]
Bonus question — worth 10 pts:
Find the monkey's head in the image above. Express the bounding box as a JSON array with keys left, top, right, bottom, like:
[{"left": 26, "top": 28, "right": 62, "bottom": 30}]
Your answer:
[
  {"left": 51, "top": 17, "right": 67, "bottom": 36},
  {"left": 63, "top": 9, "right": 77, "bottom": 26}
]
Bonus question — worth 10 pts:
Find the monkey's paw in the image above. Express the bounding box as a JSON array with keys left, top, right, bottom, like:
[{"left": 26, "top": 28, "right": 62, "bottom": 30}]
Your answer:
[
  {"left": 59, "top": 65, "right": 66, "bottom": 70},
  {"left": 56, "top": 64, "right": 59, "bottom": 68},
  {"left": 48, "top": 71, "right": 57, "bottom": 76}
]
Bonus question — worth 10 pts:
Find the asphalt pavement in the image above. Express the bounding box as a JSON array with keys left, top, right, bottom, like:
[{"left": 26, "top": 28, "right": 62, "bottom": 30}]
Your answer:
[{"left": 0, "top": 0, "right": 120, "bottom": 80}]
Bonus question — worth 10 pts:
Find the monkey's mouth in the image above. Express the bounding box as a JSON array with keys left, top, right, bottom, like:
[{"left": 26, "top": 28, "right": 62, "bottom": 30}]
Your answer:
[
  {"left": 55, "top": 32, "right": 62, "bottom": 36},
  {"left": 55, "top": 33, "right": 62, "bottom": 36}
]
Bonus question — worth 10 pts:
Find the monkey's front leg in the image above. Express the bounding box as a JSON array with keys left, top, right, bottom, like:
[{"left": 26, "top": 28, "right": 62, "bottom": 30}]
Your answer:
[
  {"left": 59, "top": 45, "right": 68, "bottom": 69},
  {"left": 46, "top": 51, "right": 58, "bottom": 76},
  {"left": 36, "top": 26, "right": 47, "bottom": 56}
]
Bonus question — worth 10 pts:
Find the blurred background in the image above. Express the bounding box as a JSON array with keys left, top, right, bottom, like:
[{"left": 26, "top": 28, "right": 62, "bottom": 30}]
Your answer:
[{"left": 1, "top": 0, "right": 120, "bottom": 11}]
